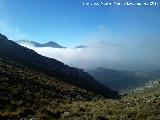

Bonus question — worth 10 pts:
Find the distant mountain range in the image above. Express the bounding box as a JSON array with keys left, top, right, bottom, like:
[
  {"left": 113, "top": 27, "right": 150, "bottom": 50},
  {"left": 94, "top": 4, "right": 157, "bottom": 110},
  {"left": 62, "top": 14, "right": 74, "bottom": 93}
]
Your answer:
[
  {"left": 17, "top": 40, "right": 89, "bottom": 49},
  {"left": 0, "top": 33, "right": 118, "bottom": 99},
  {"left": 17, "top": 40, "right": 65, "bottom": 48},
  {"left": 87, "top": 67, "right": 160, "bottom": 92}
]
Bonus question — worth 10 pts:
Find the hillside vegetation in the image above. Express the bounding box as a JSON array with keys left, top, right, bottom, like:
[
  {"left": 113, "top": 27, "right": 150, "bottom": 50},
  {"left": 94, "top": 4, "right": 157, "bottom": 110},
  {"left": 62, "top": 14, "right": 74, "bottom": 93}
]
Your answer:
[
  {"left": 0, "top": 58, "right": 100, "bottom": 119},
  {"left": 1, "top": 57, "right": 160, "bottom": 119},
  {"left": 52, "top": 80, "right": 160, "bottom": 120},
  {"left": 1, "top": 33, "right": 160, "bottom": 120}
]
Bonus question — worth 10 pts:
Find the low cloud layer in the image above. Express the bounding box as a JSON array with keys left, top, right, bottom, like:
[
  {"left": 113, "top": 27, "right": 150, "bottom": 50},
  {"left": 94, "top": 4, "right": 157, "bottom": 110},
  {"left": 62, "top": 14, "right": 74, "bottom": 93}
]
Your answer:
[{"left": 19, "top": 40, "right": 160, "bottom": 71}]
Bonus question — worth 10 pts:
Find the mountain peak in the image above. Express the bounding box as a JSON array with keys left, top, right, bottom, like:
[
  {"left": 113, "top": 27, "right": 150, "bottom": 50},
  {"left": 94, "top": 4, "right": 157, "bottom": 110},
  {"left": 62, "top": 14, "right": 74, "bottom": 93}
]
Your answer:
[
  {"left": 46, "top": 41, "right": 56, "bottom": 44},
  {"left": 44, "top": 41, "right": 64, "bottom": 48}
]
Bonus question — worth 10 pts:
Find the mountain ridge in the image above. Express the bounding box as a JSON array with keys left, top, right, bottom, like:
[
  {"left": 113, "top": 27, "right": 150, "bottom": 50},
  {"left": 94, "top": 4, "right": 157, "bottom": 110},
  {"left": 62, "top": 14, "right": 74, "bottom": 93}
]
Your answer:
[{"left": 17, "top": 40, "right": 65, "bottom": 48}]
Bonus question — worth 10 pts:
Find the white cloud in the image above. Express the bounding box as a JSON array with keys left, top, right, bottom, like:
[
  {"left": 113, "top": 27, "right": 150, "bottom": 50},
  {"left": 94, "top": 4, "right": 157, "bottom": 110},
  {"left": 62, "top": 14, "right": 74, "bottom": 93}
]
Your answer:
[
  {"left": 19, "top": 41, "right": 120, "bottom": 69},
  {"left": 20, "top": 40, "right": 160, "bottom": 71}
]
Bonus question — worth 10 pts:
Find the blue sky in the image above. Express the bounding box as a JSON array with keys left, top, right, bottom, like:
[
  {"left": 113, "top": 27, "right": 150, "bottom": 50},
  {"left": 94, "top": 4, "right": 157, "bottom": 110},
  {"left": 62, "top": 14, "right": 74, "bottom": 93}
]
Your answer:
[{"left": 0, "top": 0, "right": 160, "bottom": 47}]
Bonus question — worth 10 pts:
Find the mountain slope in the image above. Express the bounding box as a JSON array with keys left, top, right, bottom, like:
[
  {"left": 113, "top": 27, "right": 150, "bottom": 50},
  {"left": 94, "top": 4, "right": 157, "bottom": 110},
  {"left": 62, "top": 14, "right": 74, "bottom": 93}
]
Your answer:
[
  {"left": 1, "top": 60, "right": 160, "bottom": 120},
  {"left": 0, "top": 57, "right": 99, "bottom": 119},
  {"left": 17, "top": 40, "right": 65, "bottom": 48},
  {"left": 0, "top": 33, "right": 118, "bottom": 99}
]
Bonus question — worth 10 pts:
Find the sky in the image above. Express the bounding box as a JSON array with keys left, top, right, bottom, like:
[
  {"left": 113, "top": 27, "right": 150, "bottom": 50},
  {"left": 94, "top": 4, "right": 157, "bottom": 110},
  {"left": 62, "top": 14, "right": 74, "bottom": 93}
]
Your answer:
[
  {"left": 1, "top": 0, "right": 160, "bottom": 70},
  {"left": 0, "top": 0, "right": 160, "bottom": 47}
]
